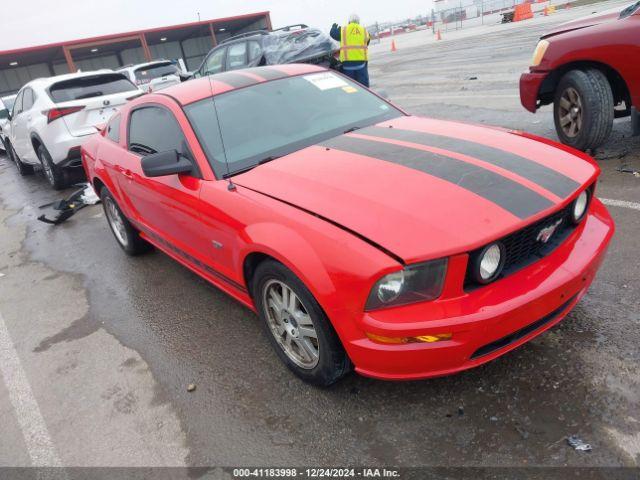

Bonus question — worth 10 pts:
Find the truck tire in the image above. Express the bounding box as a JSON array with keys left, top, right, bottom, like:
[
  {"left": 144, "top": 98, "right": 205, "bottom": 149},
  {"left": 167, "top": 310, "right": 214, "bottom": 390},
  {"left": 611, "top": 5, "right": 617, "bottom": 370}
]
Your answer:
[{"left": 553, "top": 69, "right": 614, "bottom": 151}]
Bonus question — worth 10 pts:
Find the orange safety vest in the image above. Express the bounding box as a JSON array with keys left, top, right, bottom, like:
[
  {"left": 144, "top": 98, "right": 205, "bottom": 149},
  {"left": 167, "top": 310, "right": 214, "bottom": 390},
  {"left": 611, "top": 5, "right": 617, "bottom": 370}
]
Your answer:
[{"left": 339, "top": 23, "right": 370, "bottom": 62}]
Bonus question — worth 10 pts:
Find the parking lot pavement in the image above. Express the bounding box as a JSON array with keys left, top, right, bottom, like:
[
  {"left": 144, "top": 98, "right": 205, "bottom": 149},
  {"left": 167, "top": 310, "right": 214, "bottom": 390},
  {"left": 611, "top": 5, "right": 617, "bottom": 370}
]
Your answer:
[{"left": 1, "top": 3, "right": 640, "bottom": 470}]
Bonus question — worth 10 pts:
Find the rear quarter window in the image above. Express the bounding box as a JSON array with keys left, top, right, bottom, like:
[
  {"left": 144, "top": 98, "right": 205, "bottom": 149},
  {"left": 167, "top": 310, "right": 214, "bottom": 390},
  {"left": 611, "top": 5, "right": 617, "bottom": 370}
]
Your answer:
[
  {"left": 106, "top": 114, "right": 121, "bottom": 143},
  {"left": 49, "top": 74, "right": 137, "bottom": 103}
]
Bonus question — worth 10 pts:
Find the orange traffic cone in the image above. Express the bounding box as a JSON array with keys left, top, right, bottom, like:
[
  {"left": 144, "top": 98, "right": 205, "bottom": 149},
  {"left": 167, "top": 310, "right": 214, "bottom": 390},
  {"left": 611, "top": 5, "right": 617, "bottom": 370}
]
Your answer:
[
  {"left": 436, "top": 29, "right": 442, "bottom": 41},
  {"left": 391, "top": 40, "right": 397, "bottom": 52}
]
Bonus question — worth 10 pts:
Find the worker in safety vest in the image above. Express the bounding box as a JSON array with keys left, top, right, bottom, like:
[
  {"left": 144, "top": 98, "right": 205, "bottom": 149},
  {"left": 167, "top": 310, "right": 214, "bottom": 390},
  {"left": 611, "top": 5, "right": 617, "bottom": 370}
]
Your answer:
[{"left": 330, "top": 13, "right": 371, "bottom": 87}]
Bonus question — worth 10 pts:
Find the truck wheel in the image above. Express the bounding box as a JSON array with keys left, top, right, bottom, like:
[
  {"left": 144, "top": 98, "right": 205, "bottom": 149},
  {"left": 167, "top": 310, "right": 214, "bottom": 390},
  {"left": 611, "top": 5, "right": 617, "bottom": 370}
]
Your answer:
[
  {"left": 553, "top": 69, "right": 613, "bottom": 151},
  {"left": 36, "top": 144, "right": 66, "bottom": 189},
  {"left": 8, "top": 142, "right": 34, "bottom": 176}
]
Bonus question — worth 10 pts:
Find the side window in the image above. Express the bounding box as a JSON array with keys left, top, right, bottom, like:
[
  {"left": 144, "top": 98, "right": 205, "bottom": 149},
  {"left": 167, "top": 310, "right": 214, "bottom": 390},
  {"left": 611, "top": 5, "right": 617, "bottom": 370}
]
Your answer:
[
  {"left": 226, "top": 42, "right": 247, "bottom": 70},
  {"left": 106, "top": 114, "right": 121, "bottom": 143},
  {"left": 128, "top": 106, "right": 191, "bottom": 158},
  {"left": 203, "top": 48, "right": 226, "bottom": 75},
  {"left": 12, "top": 91, "right": 24, "bottom": 117},
  {"left": 248, "top": 41, "right": 262, "bottom": 64},
  {"left": 22, "top": 89, "right": 34, "bottom": 111}
]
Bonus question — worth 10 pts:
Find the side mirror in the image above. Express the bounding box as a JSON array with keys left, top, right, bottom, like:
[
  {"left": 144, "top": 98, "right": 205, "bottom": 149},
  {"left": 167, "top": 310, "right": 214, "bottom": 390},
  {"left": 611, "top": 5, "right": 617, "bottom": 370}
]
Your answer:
[
  {"left": 141, "top": 150, "right": 192, "bottom": 177},
  {"left": 0, "top": 109, "right": 9, "bottom": 121},
  {"left": 179, "top": 72, "right": 193, "bottom": 82}
]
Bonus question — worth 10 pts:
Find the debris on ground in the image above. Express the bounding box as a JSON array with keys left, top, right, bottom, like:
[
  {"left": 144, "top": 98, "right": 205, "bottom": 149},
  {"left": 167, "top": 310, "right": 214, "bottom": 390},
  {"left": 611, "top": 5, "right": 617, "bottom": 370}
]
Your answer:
[
  {"left": 617, "top": 166, "right": 640, "bottom": 178},
  {"left": 515, "top": 424, "right": 529, "bottom": 440},
  {"left": 468, "top": 76, "right": 478, "bottom": 80},
  {"left": 567, "top": 435, "right": 592, "bottom": 452},
  {"left": 187, "top": 384, "right": 196, "bottom": 392},
  {"left": 37, "top": 183, "right": 100, "bottom": 225},
  {"left": 596, "top": 149, "right": 629, "bottom": 161}
]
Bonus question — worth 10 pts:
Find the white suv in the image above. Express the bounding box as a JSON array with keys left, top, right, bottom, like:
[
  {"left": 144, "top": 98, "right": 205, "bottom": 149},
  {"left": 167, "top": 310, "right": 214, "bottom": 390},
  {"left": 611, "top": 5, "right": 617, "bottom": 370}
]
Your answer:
[
  {"left": 0, "top": 94, "right": 16, "bottom": 152},
  {"left": 7, "top": 70, "right": 141, "bottom": 189},
  {"left": 117, "top": 60, "right": 182, "bottom": 93}
]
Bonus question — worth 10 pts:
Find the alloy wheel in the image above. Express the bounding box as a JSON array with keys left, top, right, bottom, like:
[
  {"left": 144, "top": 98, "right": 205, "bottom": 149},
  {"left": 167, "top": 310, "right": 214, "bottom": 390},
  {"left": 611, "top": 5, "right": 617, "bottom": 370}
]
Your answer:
[
  {"left": 558, "top": 87, "right": 583, "bottom": 138},
  {"left": 104, "top": 197, "right": 128, "bottom": 247},
  {"left": 262, "top": 279, "right": 320, "bottom": 369}
]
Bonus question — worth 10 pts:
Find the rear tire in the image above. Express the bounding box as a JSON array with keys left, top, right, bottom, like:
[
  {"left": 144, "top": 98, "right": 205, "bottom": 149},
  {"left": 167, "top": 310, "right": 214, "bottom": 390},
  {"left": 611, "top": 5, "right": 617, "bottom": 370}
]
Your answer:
[
  {"left": 100, "top": 187, "right": 152, "bottom": 256},
  {"left": 252, "top": 259, "right": 350, "bottom": 386},
  {"left": 7, "top": 141, "right": 34, "bottom": 176},
  {"left": 553, "top": 69, "right": 614, "bottom": 151},
  {"left": 36, "top": 144, "right": 66, "bottom": 189}
]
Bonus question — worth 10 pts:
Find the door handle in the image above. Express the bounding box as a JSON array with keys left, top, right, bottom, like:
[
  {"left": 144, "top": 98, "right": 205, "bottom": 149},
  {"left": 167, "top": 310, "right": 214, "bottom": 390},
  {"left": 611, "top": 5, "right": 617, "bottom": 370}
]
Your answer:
[{"left": 122, "top": 169, "right": 134, "bottom": 179}]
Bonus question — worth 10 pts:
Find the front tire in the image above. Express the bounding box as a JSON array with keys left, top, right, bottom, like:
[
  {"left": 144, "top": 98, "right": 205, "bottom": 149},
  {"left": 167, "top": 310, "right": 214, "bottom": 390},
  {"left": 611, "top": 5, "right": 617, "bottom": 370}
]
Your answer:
[
  {"left": 7, "top": 141, "right": 34, "bottom": 176},
  {"left": 100, "top": 187, "right": 152, "bottom": 256},
  {"left": 252, "top": 259, "right": 350, "bottom": 386},
  {"left": 36, "top": 144, "right": 66, "bottom": 189},
  {"left": 553, "top": 69, "right": 614, "bottom": 151}
]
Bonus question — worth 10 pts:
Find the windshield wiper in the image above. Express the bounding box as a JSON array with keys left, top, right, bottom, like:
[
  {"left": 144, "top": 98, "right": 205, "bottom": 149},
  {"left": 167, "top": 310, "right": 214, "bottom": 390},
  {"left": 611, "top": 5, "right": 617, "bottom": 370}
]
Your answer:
[
  {"left": 222, "top": 155, "right": 283, "bottom": 179},
  {"left": 343, "top": 126, "right": 362, "bottom": 134},
  {"left": 258, "top": 155, "right": 282, "bottom": 165}
]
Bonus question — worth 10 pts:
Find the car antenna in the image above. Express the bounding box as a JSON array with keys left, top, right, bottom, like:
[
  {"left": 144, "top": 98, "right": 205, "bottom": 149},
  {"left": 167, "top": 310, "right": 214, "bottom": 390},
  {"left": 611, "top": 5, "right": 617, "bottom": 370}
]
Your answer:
[{"left": 208, "top": 78, "right": 236, "bottom": 191}]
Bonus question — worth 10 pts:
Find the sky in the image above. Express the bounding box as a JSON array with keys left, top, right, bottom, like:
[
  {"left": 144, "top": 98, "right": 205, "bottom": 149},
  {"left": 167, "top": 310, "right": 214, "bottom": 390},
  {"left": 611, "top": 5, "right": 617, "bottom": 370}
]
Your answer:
[{"left": 0, "top": 0, "right": 434, "bottom": 51}]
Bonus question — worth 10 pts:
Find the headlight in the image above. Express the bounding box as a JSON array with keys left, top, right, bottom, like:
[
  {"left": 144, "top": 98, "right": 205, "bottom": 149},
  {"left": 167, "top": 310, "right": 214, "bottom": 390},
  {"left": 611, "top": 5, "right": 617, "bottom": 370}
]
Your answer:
[
  {"left": 470, "top": 242, "right": 505, "bottom": 284},
  {"left": 366, "top": 258, "right": 448, "bottom": 311},
  {"left": 571, "top": 190, "right": 590, "bottom": 223},
  {"left": 531, "top": 40, "right": 549, "bottom": 67}
]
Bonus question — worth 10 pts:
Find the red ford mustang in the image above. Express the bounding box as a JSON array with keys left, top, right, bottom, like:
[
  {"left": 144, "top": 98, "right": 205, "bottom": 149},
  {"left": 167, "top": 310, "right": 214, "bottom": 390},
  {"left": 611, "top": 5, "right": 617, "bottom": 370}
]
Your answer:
[{"left": 82, "top": 64, "right": 614, "bottom": 386}]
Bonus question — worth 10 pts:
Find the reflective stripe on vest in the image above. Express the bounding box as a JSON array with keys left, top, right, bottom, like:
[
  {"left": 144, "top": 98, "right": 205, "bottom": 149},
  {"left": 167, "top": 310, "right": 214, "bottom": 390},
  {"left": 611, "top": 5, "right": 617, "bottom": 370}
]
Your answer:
[{"left": 339, "top": 23, "right": 369, "bottom": 62}]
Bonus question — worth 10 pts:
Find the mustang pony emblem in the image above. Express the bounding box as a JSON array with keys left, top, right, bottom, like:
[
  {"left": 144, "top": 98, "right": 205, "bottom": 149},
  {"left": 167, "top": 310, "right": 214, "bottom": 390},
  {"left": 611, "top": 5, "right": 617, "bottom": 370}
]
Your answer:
[{"left": 537, "top": 219, "right": 563, "bottom": 243}]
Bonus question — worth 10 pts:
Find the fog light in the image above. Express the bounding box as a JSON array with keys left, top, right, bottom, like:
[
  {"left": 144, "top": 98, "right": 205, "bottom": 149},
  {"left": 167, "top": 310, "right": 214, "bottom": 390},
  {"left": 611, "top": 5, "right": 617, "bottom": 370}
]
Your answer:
[
  {"left": 471, "top": 242, "right": 505, "bottom": 284},
  {"left": 571, "top": 190, "right": 589, "bottom": 224}
]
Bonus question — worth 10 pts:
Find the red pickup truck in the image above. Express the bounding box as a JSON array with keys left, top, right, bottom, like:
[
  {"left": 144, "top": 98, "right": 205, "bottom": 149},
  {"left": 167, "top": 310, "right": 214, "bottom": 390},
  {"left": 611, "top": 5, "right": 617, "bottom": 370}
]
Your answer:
[{"left": 520, "top": 2, "right": 640, "bottom": 151}]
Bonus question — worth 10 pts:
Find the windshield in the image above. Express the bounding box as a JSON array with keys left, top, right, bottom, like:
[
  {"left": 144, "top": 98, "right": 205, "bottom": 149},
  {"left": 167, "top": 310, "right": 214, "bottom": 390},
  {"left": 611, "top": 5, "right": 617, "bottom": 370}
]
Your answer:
[
  {"left": 49, "top": 74, "right": 137, "bottom": 103},
  {"left": 1, "top": 96, "right": 16, "bottom": 112},
  {"left": 134, "top": 63, "right": 179, "bottom": 83},
  {"left": 619, "top": 1, "right": 640, "bottom": 18},
  {"left": 185, "top": 72, "right": 402, "bottom": 178}
]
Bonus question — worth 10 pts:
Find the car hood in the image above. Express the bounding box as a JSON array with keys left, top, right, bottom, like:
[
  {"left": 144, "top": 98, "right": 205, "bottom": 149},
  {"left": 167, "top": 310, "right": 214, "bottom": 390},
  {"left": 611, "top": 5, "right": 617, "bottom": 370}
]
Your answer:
[
  {"left": 234, "top": 116, "right": 597, "bottom": 263},
  {"left": 542, "top": 9, "right": 622, "bottom": 38}
]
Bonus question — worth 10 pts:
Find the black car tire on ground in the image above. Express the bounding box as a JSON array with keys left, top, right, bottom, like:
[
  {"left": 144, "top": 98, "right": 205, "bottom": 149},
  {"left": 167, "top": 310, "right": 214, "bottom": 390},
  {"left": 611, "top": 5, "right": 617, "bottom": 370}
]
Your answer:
[
  {"left": 252, "top": 259, "right": 351, "bottom": 386},
  {"left": 100, "top": 187, "right": 152, "bottom": 256},
  {"left": 7, "top": 141, "right": 34, "bottom": 176},
  {"left": 36, "top": 144, "right": 66, "bottom": 189},
  {"left": 553, "top": 69, "right": 614, "bottom": 151}
]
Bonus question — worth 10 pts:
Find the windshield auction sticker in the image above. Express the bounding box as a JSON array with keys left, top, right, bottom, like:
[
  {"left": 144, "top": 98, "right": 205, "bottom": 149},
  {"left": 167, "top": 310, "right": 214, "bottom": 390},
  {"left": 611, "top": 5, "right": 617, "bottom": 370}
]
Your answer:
[{"left": 303, "top": 72, "right": 349, "bottom": 90}]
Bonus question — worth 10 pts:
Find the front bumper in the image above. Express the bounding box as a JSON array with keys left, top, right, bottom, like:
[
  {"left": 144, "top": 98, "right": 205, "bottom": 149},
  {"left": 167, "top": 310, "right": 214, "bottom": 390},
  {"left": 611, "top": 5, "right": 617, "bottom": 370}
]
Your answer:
[
  {"left": 519, "top": 71, "right": 548, "bottom": 113},
  {"left": 346, "top": 199, "right": 614, "bottom": 380}
]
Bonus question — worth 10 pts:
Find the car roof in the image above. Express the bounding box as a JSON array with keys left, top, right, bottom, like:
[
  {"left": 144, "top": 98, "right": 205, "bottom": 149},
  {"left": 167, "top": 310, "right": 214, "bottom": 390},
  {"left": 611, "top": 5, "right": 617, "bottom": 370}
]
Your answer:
[
  {"left": 24, "top": 69, "right": 123, "bottom": 90},
  {"left": 157, "top": 63, "right": 326, "bottom": 106}
]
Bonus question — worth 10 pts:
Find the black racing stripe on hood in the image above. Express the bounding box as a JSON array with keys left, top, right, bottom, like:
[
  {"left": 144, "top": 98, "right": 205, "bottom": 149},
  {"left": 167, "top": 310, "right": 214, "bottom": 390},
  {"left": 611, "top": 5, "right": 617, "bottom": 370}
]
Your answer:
[
  {"left": 321, "top": 135, "right": 554, "bottom": 219},
  {"left": 361, "top": 127, "right": 580, "bottom": 198},
  {"left": 212, "top": 72, "right": 258, "bottom": 89}
]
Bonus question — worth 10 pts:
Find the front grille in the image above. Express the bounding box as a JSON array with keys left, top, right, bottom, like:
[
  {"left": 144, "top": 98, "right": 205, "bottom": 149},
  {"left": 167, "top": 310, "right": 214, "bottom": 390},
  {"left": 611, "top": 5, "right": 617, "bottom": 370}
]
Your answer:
[
  {"left": 465, "top": 203, "right": 576, "bottom": 289},
  {"left": 469, "top": 293, "right": 578, "bottom": 359}
]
